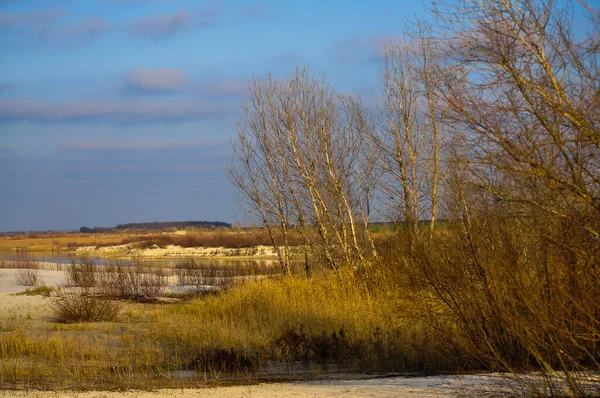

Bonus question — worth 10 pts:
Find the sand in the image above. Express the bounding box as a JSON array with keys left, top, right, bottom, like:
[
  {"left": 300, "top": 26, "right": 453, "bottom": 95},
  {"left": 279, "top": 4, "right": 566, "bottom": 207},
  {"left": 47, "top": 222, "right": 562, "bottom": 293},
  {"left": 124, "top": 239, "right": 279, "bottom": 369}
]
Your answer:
[
  {"left": 74, "top": 245, "right": 281, "bottom": 259},
  {"left": 2, "top": 374, "right": 513, "bottom": 397}
]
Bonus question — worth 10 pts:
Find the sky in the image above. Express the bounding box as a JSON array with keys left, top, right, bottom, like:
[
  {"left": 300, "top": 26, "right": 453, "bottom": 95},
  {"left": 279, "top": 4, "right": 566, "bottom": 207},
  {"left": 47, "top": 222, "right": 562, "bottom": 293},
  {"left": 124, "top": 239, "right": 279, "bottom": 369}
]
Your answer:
[{"left": 0, "top": 0, "right": 427, "bottom": 232}]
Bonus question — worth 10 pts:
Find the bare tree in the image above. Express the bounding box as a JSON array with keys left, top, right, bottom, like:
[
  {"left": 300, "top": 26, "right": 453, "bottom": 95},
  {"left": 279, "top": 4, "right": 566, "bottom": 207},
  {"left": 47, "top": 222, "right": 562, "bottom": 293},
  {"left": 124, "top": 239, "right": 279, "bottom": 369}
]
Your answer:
[
  {"left": 229, "top": 76, "right": 295, "bottom": 275},
  {"left": 230, "top": 67, "right": 377, "bottom": 275},
  {"left": 409, "top": 0, "right": 600, "bottom": 390},
  {"left": 430, "top": 0, "right": 599, "bottom": 236},
  {"left": 373, "top": 35, "right": 446, "bottom": 238}
]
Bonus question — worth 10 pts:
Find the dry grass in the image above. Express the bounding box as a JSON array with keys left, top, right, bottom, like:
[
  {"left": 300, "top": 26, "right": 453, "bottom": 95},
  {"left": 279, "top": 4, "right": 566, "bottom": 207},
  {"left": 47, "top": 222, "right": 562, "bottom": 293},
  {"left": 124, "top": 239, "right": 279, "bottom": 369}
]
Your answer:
[
  {"left": 16, "top": 285, "right": 55, "bottom": 296},
  {"left": 0, "top": 232, "right": 129, "bottom": 252},
  {"left": 0, "top": 228, "right": 279, "bottom": 252},
  {"left": 118, "top": 229, "right": 279, "bottom": 249},
  {"left": 1, "top": 223, "right": 597, "bottom": 395},
  {"left": 0, "top": 273, "right": 460, "bottom": 390}
]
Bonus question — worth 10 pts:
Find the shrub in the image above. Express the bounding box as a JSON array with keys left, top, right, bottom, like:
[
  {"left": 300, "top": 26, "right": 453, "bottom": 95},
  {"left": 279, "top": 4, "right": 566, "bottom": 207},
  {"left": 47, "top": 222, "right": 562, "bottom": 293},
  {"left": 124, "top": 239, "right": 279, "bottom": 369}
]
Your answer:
[
  {"left": 174, "top": 258, "right": 280, "bottom": 294},
  {"left": 123, "top": 257, "right": 168, "bottom": 301},
  {"left": 51, "top": 292, "right": 122, "bottom": 323},
  {"left": 14, "top": 267, "right": 40, "bottom": 287},
  {"left": 95, "top": 258, "right": 168, "bottom": 301},
  {"left": 174, "top": 258, "right": 208, "bottom": 291},
  {"left": 61, "top": 256, "right": 168, "bottom": 303},
  {"left": 66, "top": 257, "right": 97, "bottom": 288},
  {"left": 96, "top": 260, "right": 130, "bottom": 298}
]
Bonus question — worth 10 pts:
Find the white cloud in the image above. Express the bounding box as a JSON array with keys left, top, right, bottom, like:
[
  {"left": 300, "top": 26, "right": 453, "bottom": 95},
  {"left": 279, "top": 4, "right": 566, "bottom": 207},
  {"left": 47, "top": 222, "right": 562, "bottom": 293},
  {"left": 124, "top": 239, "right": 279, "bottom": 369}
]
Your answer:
[
  {"left": 0, "top": 98, "right": 238, "bottom": 123},
  {"left": 125, "top": 67, "right": 191, "bottom": 92}
]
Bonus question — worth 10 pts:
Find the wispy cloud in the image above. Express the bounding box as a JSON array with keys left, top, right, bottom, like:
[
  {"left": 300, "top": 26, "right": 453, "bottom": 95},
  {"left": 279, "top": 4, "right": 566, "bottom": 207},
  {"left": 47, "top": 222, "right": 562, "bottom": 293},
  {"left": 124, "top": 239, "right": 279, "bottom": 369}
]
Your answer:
[
  {"left": 334, "top": 35, "right": 403, "bottom": 64},
  {"left": 0, "top": 8, "right": 66, "bottom": 36},
  {"left": 54, "top": 139, "right": 231, "bottom": 176},
  {"left": 1, "top": 2, "right": 225, "bottom": 43},
  {"left": 0, "top": 11, "right": 19, "bottom": 28},
  {"left": 0, "top": 98, "right": 237, "bottom": 123},
  {"left": 202, "top": 78, "right": 247, "bottom": 98},
  {"left": 275, "top": 51, "right": 307, "bottom": 64},
  {"left": 128, "top": 9, "right": 191, "bottom": 38},
  {"left": 367, "top": 35, "right": 405, "bottom": 60},
  {"left": 127, "top": 1, "right": 223, "bottom": 38},
  {"left": 64, "top": 16, "right": 110, "bottom": 38},
  {"left": 0, "top": 8, "right": 109, "bottom": 44},
  {"left": 97, "top": 0, "right": 190, "bottom": 2},
  {"left": 237, "top": 3, "right": 268, "bottom": 19},
  {"left": 59, "top": 140, "right": 227, "bottom": 152},
  {"left": 125, "top": 67, "right": 191, "bottom": 92}
]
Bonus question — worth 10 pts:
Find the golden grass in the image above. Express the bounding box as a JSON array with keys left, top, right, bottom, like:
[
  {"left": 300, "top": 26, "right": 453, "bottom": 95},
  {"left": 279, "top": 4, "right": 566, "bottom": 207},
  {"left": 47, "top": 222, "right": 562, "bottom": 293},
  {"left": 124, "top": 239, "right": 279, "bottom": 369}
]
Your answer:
[
  {"left": 0, "top": 228, "right": 278, "bottom": 253},
  {"left": 15, "top": 285, "right": 55, "bottom": 296},
  {"left": 0, "top": 274, "right": 460, "bottom": 390},
  {"left": 0, "top": 228, "right": 395, "bottom": 258},
  {"left": 0, "top": 233, "right": 129, "bottom": 252}
]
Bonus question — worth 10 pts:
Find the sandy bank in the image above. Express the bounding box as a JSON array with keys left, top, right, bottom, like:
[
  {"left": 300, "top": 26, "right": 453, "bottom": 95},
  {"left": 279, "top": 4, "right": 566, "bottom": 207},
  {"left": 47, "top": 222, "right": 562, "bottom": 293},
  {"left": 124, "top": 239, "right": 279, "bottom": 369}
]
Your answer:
[
  {"left": 0, "top": 268, "right": 66, "bottom": 294},
  {"left": 74, "top": 244, "right": 280, "bottom": 259},
  {"left": 3, "top": 373, "right": 514, "bottom": 397}
]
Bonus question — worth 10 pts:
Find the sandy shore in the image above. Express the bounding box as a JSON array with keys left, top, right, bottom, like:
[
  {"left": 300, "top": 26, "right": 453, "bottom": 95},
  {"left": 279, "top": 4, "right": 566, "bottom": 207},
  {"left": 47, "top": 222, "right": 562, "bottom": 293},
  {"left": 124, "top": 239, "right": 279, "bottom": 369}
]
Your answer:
[
  {"left": 2, "top": 374, "right": 513, "bottom": 397},
  {"left": 0, "top": 269, "right": 65, "bottom": 327},
  {"left": 74, "top": 244, "right": 281, "bottom": 259},
  {"left": 0, "top": 268, "right": 66, "bottom": 293}
]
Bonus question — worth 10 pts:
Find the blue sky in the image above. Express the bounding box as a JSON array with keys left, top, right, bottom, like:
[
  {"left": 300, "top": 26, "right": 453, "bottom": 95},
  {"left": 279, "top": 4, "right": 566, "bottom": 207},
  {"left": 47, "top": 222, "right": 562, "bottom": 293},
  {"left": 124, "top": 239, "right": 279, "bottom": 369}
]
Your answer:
[{"left": 0, "top": 0, "right": 427, "bottom": 232}]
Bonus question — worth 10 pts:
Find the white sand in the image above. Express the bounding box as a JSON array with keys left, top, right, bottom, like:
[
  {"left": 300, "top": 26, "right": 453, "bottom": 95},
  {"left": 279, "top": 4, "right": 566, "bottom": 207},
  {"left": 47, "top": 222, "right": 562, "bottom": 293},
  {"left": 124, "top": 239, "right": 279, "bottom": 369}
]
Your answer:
[
  {"left": 0, "top": 269, "right": 66, "bottom": 324},
  {"left": 2, "top": 374, "right": 514, "bottom": 397},
  {"left": 74, "top": 244, "right": 280, "bottom": 258},
  {"left": 0, "top": 268, "right": 66, "bottom": 293}
]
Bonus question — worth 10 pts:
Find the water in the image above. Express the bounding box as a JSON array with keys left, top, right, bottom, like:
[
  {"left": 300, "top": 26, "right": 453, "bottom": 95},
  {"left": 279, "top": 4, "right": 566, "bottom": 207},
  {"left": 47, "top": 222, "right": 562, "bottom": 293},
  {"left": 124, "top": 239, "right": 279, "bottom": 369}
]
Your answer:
[
  {"left": 0, "top": 251, "right": 278, "bottom": 269},
  {"left": 0, "top": 251, "right": 112, "bottom": 265}
]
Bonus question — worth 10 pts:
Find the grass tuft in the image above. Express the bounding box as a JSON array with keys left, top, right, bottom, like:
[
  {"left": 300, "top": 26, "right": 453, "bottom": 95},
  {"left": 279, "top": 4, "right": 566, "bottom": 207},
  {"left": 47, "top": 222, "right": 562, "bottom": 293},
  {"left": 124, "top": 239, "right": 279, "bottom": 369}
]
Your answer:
[{"left": 16, "top": 284, "right": 55, "bottom": 296}]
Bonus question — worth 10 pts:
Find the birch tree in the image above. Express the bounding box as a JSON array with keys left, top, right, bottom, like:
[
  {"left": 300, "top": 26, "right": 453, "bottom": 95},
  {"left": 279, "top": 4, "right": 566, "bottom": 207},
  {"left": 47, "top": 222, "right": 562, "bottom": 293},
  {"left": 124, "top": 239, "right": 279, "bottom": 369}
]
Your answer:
[
  {"left": 229, "top": 67, "right": 377, "bottom": 274},
  {"left": 374, "top": 36, "right": 446, "bottom": 238}
]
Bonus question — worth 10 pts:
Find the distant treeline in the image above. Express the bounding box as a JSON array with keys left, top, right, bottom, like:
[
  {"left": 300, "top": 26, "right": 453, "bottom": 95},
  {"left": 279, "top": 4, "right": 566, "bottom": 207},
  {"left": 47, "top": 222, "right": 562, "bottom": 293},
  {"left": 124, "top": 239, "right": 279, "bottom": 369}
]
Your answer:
[{"left": 79, "top": 221, "right": 231, "bottom": 233}]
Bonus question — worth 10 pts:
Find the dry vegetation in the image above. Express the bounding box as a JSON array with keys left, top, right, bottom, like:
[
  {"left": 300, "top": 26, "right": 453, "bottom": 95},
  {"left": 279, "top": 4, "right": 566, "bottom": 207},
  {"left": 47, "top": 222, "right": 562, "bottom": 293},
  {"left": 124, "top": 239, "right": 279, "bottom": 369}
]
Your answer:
[
  {"left": 0, "top": 273, "right": 457, "bottom": 391},
  {"left": 0, "top": 233, "right": 127, "bottom": 252},
  {"left": 226, "top": 0, "right": 600, "bottom": 394},
  {"left": 9, "top": 255, "right": 42, "bottom": 287},
  {"left": 0, "top": 228, "right": 280, "bottom": 253},
  {"left": 1, "top": 0, "right": 599, "bottom": 395}
]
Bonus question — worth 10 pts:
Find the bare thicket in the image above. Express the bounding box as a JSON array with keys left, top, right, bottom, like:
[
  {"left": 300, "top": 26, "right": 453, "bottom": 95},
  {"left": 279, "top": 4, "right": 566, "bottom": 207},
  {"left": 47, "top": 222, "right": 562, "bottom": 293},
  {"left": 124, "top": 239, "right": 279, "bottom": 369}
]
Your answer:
[
  {"left": 404, "top": 0, "right": 600, "bottom": 392},
  {"left": 375, "top": 35, "right": 445, "bottom": 237},
  {"left": 51, "top": 293, "right": 122, "bottom": 323},
  {"left": 66, "top": 257, "right": 97, "bottom": 288},
  {"left": 64, "top": 257, "right": 168, "bottom": 301},
  {"left": 13, "top": 255, "right": 41, "bottom": 287},
  {"left": 14, "top": 267, "right": 40, "bottom": 287},
  {"left": 228, "top": 0, "right": 598, "bottom": 391},
  {"left": 174, "top": 258, "right": 236, "bottom": 292},
  {"left": 229, "top": 67, "right": 377, "bottom": 275}
]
